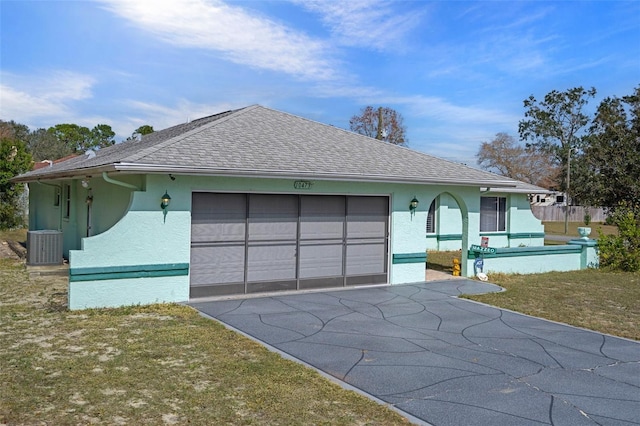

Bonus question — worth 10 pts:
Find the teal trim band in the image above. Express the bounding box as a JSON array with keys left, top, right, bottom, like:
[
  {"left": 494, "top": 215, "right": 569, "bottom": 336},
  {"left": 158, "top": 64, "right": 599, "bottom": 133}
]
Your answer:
[
  {"left": 70, "top": 263, "right": 189, "bottom": 282},
  {"left": 567, "top": 239, "right": 597, "bottom": 247},
  {"left": 393, "top": 253, "right": 427, "bottom": 264},
  {"left": 437, "top": 234, "right": 462, "bottom": 241},
  {"left": 509, "top": 232, "right": 546, "bottom": 239},
  {"left": 467, "top": 245, "right": 581, "bottom": 260}
]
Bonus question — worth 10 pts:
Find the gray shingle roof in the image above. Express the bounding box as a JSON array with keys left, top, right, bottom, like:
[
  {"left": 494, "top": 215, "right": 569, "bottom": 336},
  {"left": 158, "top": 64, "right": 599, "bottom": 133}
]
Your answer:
[{"left": 14, "top": 105, "right": 543, "bottom": 190}]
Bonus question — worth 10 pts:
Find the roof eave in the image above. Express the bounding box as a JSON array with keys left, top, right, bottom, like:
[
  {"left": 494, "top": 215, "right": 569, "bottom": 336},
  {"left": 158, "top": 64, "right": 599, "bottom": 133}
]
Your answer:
[
  {"left": 11, "top": 164, "right": 118, "bottom": 183},
  {"left": 481, "top": 186, "right": 549, "bottom": 194},
  {"left": 13, "top": 162, "right": 521, "bottom": 190},
  {"left": 112, "top": 163, "right": 518, "bottom": 188}
]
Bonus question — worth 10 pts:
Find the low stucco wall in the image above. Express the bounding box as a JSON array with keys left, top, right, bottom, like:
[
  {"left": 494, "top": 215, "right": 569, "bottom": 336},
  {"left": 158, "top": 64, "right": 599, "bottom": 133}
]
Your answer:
[{"left": 465, "top": 239, "right": 598, "bottom": 276}]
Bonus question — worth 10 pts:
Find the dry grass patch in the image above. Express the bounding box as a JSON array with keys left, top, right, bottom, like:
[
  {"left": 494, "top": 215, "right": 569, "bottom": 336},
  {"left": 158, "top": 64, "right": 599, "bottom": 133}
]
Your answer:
[
  {"left": 0, "top": 258, "right": 409, "bottom": 425},
  {"left": 427, "top": 250, "right": 460, "bottom": 274}
]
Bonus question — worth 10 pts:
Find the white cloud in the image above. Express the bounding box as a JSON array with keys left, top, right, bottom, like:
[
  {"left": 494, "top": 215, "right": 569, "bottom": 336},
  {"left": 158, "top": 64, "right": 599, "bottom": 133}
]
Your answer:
[
  {"left": 121, "top": 99, "right": 241, "bottom": 133},
  {"left": 0, "top": 71, "right": 96, "bottom": 126},
  {"left": 99, "top": 0, "right": 340, "bottom": 81},
  {"left": 294, "top": 0, "right": 423, "bottom": 51}
]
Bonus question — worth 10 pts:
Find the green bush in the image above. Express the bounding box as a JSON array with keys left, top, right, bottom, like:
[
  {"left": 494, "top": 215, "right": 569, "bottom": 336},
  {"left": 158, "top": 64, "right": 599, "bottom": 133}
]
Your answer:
[
  {"left": 598, "top": 203, "right": 640, "bottom": 272},
  {"left": 0, "top": 202, "right": 25, "bottom": 230}
]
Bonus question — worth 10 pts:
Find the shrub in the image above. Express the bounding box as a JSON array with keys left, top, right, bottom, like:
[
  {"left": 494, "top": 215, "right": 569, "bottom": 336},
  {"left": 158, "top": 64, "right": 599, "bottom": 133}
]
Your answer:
[{"left": 598, "top": 203, "right": 640, "bottom": 272}]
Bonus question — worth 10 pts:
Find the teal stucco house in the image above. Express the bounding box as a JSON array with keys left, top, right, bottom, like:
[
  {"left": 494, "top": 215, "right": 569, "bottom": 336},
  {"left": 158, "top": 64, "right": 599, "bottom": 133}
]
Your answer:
[{"left": 15, "top": 105, "right": 594, "bottom": 310}]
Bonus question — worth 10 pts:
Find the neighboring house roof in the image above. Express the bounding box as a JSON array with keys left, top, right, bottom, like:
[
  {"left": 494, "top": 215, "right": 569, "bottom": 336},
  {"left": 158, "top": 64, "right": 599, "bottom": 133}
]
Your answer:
[
  {"left": 32, "top": 154, "right": 81, "bottom": 170},
  {"left": 13, "top": 105, "right": 542, "bottom": 190}
]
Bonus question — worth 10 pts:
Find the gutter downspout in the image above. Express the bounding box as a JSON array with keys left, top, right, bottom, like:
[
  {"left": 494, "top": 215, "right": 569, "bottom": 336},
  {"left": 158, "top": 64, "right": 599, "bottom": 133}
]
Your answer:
[
  {"left": 102, "top": 172, "right": 141, "bottom": 191},
  {"left": 37, "top": 180, "right": 63, "bottom": 231}
]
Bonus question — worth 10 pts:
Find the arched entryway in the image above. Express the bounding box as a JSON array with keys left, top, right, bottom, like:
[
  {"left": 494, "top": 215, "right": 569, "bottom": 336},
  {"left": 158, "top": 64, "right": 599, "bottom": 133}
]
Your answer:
[{"left": 424, "top": 192, "right": 470, "bottom": 279}]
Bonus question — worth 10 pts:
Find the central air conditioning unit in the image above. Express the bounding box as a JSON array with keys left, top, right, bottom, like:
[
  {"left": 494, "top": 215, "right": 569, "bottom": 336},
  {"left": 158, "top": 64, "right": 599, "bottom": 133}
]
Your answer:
[{"left": 27, "top": 230, "right": 63, "bottom": 265}]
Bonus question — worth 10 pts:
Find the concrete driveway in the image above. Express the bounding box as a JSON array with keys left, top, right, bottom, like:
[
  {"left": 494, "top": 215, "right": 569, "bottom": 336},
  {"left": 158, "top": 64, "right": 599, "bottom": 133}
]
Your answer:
[{"left": 191, "top": 280, "right": 640, "bottom": 426}]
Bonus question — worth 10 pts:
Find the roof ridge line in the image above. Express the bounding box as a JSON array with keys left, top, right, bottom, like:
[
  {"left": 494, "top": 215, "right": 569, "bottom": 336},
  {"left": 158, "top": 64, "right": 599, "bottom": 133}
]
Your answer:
[{"left": 125, "top": 105, "right": 257, "bottom": 163}]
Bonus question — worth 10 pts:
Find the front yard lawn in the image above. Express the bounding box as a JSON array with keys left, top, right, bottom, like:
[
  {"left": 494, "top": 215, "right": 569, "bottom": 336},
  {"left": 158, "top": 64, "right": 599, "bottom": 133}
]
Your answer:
[
  {"left": 429, "top": 250, "right": 639, "bottom": 340},
  {"left": 0, "top": 257, "right": 409, "bottom": 425}
]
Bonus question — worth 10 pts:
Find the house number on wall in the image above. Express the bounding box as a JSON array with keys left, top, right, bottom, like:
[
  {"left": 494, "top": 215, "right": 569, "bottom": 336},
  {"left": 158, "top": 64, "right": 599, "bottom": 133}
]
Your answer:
[{"left": 294, "top": 180, "right": 312, "bottom": 190}]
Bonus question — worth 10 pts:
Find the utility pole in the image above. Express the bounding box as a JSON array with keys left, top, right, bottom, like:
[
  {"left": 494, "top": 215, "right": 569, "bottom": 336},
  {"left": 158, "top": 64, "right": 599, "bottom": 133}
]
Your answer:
[
  {"left": 376, "top": 107, "right": 384, "bottom": 140},
  {"left": 564, "top": 147, "right": 571, "bottom": 234}
]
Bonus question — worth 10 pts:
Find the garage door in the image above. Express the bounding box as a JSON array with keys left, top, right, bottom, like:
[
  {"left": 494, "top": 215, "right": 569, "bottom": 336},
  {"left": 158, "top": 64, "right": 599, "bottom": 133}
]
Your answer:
[{"left": 190, "top": 193, "right": 389, "bottom": 298}]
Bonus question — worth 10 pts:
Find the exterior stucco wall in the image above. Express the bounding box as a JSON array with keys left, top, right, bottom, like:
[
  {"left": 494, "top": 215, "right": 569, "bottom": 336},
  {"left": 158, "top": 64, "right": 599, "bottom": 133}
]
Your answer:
[
  {"left": 78, "top": 175, "right": 141, "bottom": 237},
  {"left": 28, "top": 175, "right": 140, "bottom": 259},
  {"left": 436, "top": 192, "right": 464, "bottom": 250},
  {"left": 60, "top": 173, "right": 549, "bottom": 309},
  {"left": 67, "top": 174, "right": 489, "bottom": 309},
  {"left": 68, "top": 174, "right": 191, "bottom": 310},
  {"left": 28, "top": 182, "right": 61, "bottom": 231},
  {"left": 505, "top": 193, "right": 545, "bottom": 246},
  {"left": 425, "top": 192, "right": 545, "bottom": 251}
]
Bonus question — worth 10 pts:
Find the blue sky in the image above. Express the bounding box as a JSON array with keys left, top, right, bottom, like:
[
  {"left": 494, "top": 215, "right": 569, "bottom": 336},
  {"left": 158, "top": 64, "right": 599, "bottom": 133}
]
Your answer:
[{"left": 1, "top": 1, "right": 638, "bottom": 166}]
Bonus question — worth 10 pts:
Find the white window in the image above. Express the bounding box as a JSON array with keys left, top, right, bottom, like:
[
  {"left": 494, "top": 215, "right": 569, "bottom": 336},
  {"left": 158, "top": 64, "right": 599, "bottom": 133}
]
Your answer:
[
  {"left": 426, "top": 199, "right": 436, "bottom": 234},
  {"left": 480, "top": 197, "right": 506, "bottom": 232}
]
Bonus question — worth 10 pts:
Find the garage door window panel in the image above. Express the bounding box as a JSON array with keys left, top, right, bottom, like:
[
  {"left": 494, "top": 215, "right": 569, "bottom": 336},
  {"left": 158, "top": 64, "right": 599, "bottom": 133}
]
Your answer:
[
  {"left": 247, "top": 194, "right": 298, "bottom": 283},
  {"left": 299, "top": 196, "right": 345, "bottom": 279}
]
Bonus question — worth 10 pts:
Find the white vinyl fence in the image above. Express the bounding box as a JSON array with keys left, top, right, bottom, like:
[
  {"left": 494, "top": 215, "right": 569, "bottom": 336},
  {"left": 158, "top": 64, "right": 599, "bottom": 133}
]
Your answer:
[{"left": 531, "top": 206, "right": 608, "bottom": 222}]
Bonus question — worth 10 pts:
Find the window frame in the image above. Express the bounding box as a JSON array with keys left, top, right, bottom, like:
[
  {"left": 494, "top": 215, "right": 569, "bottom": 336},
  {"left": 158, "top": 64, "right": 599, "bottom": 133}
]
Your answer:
[
  {"left": 54, "top": 187, "right": 61, "bottom": 207},
  {"left": 63, "top": 184, "right": 71, "bottom": 219},
  {"left": 480, "top": 196, "right": 506, "bottom": 233},
  {"left": 426, "top": 198, "right": 437, "bottom": 234}
]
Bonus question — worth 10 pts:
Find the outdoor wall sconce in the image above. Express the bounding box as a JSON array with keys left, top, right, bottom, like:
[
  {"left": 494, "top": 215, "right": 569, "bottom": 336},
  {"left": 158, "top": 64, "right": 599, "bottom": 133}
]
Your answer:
[
  {"left": 161, "top": 190, "right": 171, "bottom": 223},
  {"left": 160, "top": 190, "right": 171, "bottom": 210},
  {"left": 409, "top": 196, "right": 419, "bottom": 215}
]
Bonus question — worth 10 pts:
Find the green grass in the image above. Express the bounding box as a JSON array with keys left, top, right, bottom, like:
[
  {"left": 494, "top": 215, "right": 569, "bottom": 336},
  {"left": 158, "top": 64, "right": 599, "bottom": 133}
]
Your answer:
[
  {"left": 464, "top": 270, "right": 639, "bottom": 341},
  {"left": 0, "top": 258, "right": 409, "bottom": 425},
  {"left": 429, "top": 250, "right": 639, "bottom": 340},
  {"left": 543, "top": 221, "right": 618, "bottom": 237}
]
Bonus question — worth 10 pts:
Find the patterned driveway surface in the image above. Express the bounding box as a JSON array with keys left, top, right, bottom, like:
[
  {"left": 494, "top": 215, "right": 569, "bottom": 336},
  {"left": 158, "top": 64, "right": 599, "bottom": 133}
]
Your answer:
[{"left": 191, "top": 280, "right": 640, "bottom": 426}]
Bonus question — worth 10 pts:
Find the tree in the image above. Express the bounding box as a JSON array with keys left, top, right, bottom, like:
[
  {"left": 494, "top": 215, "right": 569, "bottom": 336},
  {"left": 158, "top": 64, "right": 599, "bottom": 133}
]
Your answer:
[
  {"left": 47, "top": 123, "right": 92, "bottom": 152},
  {"left": 349, "top": 106, "right": 407, "bottom": 146},
  {"left": 90, "top": 124, "right": 116, "bottom": 149},
  {"left": 0, "top": 120, "right": 30, "bottom": 142},
  {"left": 27, "top": 128, "right": 74, "bottom": 161},
  {"left": 476, "top": 132, "right": 558, "bottom": 188},
  {"left": 126, "top": 125, "right": 154, "bottom": 141},
  {"left": 572, "top": 87, "right": 640, "bottom": 208},
  {"left": 597, "top": 201, "right": 640, "bottom": 272},
  {"left": 519, "top": 86, "right": 596, "bottom": 232},
  {"left": 47, "top": 123, "right": 116, "bottom": 153},
  {"left": 0, "top": 137, "right": 32, "bottom": 228}
]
